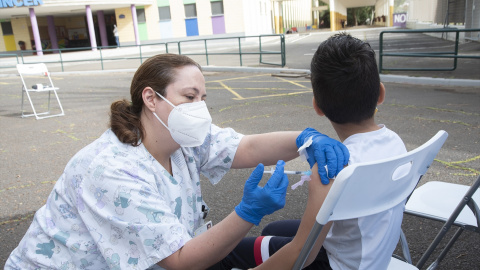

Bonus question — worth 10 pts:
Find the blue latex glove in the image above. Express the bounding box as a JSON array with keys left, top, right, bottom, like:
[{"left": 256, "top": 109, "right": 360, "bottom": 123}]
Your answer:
[
  {"left": 296, "top": 128, "right": 350, "bottom": 185},
  {"left": 235, "top": 160, "right": 289, "bottom": 226}
]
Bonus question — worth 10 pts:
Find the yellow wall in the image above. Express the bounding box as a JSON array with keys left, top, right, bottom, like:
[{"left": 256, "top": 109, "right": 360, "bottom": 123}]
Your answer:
[
  {"left": 11, "top": 17, "right": 32, "bottom": 50},
  {"left": 3, "top": 35, "right": 16, "bottom": 51},
  {"left": 115, "top": 7, "right": 136, "bottom": 42},
  {"left": 389, "top": 5, "right": 393, "bottom": 26},
  {"left": 145, "top": 4, "right": 161, "bottom": 40}
]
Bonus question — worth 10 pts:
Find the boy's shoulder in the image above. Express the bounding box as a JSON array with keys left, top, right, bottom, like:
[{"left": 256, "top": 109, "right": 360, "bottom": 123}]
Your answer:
[{"left": 344, "top": 125, "right": 406, "bottom": 164}]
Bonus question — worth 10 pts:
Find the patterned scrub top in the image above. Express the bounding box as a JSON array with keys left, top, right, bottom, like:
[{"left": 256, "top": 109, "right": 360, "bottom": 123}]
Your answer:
[{"left": 5, "top": 124, "right": 243, "bottom": 270}]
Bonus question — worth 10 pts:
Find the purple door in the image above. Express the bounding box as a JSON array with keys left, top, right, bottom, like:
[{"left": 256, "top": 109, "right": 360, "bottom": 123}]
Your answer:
[{"left": 212, "top": 15, "right": 225, "bottom": 34}]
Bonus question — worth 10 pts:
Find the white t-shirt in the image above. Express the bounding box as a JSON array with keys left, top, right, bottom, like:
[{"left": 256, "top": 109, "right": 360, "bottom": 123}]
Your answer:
[
  {"left": 6, "top": 124, "right": 243, "bottom": 270},
  {"left": 323, "top": 125, "right": 407, "bottom": 270}
]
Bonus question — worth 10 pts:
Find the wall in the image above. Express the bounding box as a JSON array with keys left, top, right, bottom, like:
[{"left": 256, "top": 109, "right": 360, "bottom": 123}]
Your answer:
[
  {"left": 197, "top": 0, "right": 213, "bottom": 35},
  {"left": 115, "top": 7, "right": 135, "bottom": 43},
  {"left": 465, "top": 0, "right": 480, "bottom": 40},
  {"left": 406, "top": 0, "right": 438, "bottom": 23},
  {"left": 146, "top": 4, "right": 161, "bottom": 40},
  {"left": 0, "top": 24, "right": 5, "bottom": 52},
  {"left": 242, "top": 0, "right": 272, "bottom": 36},
  {"left": 225, "top": 0, "right": 245, "bottom": 34},
  {"left": 170, "top": 0, "right": 187, "bottom": 38},
  {"left": 406, "top": 21, "right": 466, "bottom": 42},
  {"left": 11, "top": 17, "right": 31, "bottom": 50}
]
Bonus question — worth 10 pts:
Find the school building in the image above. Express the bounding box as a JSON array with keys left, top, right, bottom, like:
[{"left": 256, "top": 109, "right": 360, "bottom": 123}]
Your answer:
[{"left": 4, "top": 0, "right": 475, "bottom": 56}]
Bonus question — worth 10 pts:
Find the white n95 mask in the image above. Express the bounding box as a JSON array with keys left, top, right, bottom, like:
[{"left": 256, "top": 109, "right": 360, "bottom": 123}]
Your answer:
[{"left": 153, "top": 92, "right": 212, "bottom": 147}]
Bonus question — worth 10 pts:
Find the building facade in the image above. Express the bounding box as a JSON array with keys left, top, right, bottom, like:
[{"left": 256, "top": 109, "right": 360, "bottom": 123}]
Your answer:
[{"left": 0, "top": 0, "right": 275, "bottom": 54}]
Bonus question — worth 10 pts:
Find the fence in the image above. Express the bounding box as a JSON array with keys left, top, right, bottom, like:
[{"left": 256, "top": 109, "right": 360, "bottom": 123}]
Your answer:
[
  {"left": 379, "top": 28, "right": 480, "bottom": 73},
  {"left": 1, "top": 34, "right": 286, "bottom": 72}
]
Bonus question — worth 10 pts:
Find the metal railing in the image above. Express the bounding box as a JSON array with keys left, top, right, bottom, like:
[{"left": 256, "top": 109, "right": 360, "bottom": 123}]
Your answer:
[
  {"left": 379, "top": 28, "right": 480, "bottom": 73},
  {"left": 1, "top": 34, "right": 285, "bottom": 72},
  {"left": 0, "top": 53, "right": 19, "bottom": 68}
]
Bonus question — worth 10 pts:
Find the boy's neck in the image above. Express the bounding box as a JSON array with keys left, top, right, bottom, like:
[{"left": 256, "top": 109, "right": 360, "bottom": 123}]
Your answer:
[{"left": 331, "top": 118, "right": 380, "bottom": 142}]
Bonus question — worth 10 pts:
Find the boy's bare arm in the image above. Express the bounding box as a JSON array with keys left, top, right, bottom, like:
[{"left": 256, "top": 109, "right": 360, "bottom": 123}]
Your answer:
[{"left": 252, "top": 164, "right": 333, "bottom": 270}]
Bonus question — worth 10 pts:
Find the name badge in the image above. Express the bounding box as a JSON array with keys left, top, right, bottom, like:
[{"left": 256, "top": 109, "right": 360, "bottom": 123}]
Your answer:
[{"left": 194, "top": 221, "right": 212, "bottom": 237}]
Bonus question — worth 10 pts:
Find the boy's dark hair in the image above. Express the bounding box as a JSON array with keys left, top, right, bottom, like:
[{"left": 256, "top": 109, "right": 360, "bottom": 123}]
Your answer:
[{"left": 310, "top": 33, "right": 380, "bottom": 124}]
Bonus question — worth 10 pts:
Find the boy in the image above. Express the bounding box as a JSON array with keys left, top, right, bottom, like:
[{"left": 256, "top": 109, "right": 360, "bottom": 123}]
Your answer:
[{"left": 210, "top": 33, "right": 407, "bottom": 270}]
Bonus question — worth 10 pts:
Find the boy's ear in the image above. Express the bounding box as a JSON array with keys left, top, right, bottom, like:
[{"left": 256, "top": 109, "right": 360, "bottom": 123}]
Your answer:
[
  {"left": 312, "top": 97, "right": 325, "bottom": 116},
  {"left": 377, "top": 82, "right": 386, "bottom": 105}
]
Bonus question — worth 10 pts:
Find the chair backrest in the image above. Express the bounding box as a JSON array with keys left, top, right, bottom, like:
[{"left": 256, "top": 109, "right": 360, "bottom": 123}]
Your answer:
[
  {"left": 293, "top": 130, "right": 448, "bottom": 270},
  {"left": 16, "top": 63, "right": 54, "bottom": 91},
  {"left": 316, "top": 130, "right": 448, "bottom": 225},
  {"left": 293, "top": 131, "right": 448, "bottom": 270},
  {"left": 16, "top": 63, "right": 49, "bottom": 76}
]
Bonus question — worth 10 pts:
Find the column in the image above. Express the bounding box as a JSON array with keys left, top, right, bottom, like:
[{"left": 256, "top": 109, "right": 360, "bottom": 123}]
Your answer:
[
  {"left": 29, "top": 8, "right": 42, "bottom": 56},
  {"left": 47, "top": 16, "right": 59, "bottom": 53},
  {"left": 389, "top": 0, "right": 394, "bottom": 26},
  {"left": 131, "top": 4, "right": 140, "bottom": 45},
  {"left": 329, "top": 0, "right": 346, "bottom": 31},
  {"left": 97, "top": 10, "right": 108, "bottom": 47},
  {"left": 86, "top": 5, "right": 97, "bottom": 51}
]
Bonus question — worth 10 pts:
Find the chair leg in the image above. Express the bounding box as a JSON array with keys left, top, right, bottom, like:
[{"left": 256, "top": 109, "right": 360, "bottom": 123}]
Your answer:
[
  {"left": 47, "top": 91, "right": 51, "bottom": 113},
  {"left": 21, "top": 87, "right": 25, "bottom": 117},
  {"left": 399, "top": 229, "right": 413, "bottom": 264},
  {"left": 423, "top": 227, "right": 463, "bottom": 270}
]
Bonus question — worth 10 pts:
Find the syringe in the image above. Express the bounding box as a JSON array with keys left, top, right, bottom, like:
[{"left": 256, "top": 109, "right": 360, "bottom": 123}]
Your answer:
[{"left": 263, "top": 168, "right": 312, "bottom": 176}]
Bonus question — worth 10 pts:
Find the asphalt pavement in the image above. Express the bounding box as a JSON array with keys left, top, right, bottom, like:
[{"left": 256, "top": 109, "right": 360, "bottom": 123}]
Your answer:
[{"left": 0, "top": 27, "right": 479, "bottom": 269}]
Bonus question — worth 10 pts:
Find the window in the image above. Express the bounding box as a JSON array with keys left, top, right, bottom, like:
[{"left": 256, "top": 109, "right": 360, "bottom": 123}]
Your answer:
[
  {"left": 158, "top": 6, "right": 171, "bottom": 21},
  {"left": 1, "top": 22, "right": 13, "bottom": 35},
  {"left": 184, "top": 4, "right": 197, "bottom": 18},
  {"left": 211, "top": 1, "right": 224, "bottom": 15},
  {"left": 136, "top": 8, "right": 146, "bottom": 23}
]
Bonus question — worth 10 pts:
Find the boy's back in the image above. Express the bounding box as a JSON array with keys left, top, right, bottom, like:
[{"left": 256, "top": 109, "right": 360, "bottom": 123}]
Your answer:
[
  {"left": 324, "top": 125, "right": 407, "bottom": 269},
  {"left": 310, "top": 32, "right": 408, "bottom": 269},
  {"left": 221, "top": 33, "right": 409, "bottom": 270}
]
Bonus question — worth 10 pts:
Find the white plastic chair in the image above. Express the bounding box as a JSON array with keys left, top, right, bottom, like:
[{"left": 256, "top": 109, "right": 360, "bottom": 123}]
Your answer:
[
  {"left": 292, "top": 130, "right": 449, "bottom": 270},
  {"left": 399, "top": 174, "right": 480, "bottom": 270},
  {"left": 17, "top": 63, "right": 64, "bottom": 119}
]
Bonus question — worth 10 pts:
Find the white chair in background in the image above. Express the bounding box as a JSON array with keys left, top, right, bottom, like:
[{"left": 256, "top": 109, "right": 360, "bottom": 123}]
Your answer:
[
  {"left": 292, "top": 130, "right": 449, "bottom": 270},
  {"left": 399, "top": 174, "right": 480, "bottom": 270},
  {"left": 17, "top": 63, "right": 64, "bottom": 120}
]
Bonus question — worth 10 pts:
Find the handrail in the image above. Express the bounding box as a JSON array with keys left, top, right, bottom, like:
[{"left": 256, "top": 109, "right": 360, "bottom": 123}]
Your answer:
[
  {"left": 1, "top": 34, "right": 285, "bottom": 72},
  {"left": 0, "top": 53, "right": 19, "bottom": 68},
  {"left": 379, "top": 28, "right": 480, "bottom": 73}
]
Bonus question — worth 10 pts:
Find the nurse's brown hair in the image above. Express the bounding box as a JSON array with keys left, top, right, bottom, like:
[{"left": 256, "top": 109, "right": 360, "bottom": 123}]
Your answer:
[{"left": 109, "top": 54, "right": 201, "bottom": 146}]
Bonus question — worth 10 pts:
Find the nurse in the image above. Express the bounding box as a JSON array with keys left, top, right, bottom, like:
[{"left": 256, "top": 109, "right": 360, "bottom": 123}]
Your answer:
[{"left": 5, "top": 54, "right": 348, "bottom": 270}]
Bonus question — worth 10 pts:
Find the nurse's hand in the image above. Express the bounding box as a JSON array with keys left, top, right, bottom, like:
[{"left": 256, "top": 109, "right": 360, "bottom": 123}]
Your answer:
[
  {"left": 296, "top": 128, "right": 350, "bottom": 185},
  {"left": 235, "top": 160, "right": 289, "bottom": 226}
]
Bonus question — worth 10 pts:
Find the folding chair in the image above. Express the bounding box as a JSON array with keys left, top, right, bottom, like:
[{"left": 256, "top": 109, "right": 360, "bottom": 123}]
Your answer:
[
  {"left": 17, "top": 63, "right": 65, "bottom": 120},
  {"left": 398, "top": 174, "right": 480, "bottom": 270},
  {"left": 292, "top": 130, "right": 448, "bottom": 270}
]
